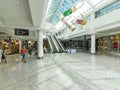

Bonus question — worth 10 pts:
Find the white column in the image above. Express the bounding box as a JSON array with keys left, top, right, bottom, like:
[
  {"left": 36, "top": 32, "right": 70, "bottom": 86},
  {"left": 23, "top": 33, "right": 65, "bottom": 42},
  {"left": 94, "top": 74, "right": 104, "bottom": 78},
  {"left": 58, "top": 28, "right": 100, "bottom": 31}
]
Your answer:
[
  {"left": 19, "top": 40, "right": 22, "bottom": 53},
  {"left": 37, "top": 30, "right": 44, "bottom": 59},
  {"left": 91, "top": 34, "right": 96, "bottom": 54},
  {"left": 90, "top": 11, "right": 96, "bottom": 54}
]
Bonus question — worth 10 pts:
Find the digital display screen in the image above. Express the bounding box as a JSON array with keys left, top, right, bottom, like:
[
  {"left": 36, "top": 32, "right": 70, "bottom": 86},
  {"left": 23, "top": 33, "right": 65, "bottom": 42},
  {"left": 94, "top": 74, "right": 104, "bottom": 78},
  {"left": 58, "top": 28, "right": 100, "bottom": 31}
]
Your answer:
[{"left": 15, "top": 29, "right": 29, "bottom": 36}]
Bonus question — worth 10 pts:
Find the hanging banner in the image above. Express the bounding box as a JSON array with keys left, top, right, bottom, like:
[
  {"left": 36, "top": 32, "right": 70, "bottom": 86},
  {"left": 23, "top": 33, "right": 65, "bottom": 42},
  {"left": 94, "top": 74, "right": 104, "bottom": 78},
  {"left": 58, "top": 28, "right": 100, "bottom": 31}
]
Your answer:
[
  {"left": 71, "top": 5, "right": 76, "bottom": 12},
  {"left": 76, "top": 19, "right": 83, "bottom": 24},
  {"left": 63, "top": 8, "right": 72, "bottom": 17},
  {"left": 76, "top": 19, "right": 87, "bottom": 25},
  {"left": 81, "top": 20, "right": 87, "bottom": 25}
]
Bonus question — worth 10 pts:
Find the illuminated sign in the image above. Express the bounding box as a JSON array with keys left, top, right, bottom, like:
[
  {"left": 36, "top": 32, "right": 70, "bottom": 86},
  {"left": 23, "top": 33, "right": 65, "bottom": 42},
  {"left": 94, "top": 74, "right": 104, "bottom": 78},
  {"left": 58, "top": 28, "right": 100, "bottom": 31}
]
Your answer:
[{"left": 15, "top": 29, "right": 29, "bottom": 36}]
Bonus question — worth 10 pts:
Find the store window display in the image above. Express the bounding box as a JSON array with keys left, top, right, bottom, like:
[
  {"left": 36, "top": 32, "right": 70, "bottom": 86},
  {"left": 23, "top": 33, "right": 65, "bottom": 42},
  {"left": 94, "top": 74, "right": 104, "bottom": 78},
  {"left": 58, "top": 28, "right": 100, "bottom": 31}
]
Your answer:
[
  {"left": 97, "top": 37, "right": 108, "bottom": 54},
  {"left": 113, "top": 40, "right": 118, "bottom": 49},
  {"left": 0, "top": 39, "right": 19, "bottom": 55},
  {"left": 112, "top": 34, "right": 119, "bottom": 52}
]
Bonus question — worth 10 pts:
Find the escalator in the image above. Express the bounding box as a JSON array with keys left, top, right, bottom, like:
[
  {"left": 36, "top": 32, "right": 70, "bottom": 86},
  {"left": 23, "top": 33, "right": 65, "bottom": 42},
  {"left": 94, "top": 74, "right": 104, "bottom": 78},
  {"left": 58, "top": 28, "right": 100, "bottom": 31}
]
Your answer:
[
  {"left": 53, "top": 34, "right": 65, "bottom": 52},
  {"left": 51, "top": 35, "right": 59, "bottom": 52},
  {"left": 47, "top": 35, "right": 58, "bottom": 53},
  {"left": 46, "top": 33, "right": 65, "bottom": 53}
]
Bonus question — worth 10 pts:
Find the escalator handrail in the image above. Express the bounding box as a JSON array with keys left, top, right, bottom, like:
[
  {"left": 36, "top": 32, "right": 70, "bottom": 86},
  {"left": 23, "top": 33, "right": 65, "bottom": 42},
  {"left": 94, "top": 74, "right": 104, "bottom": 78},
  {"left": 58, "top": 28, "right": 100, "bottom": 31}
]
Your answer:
[
  {"left": 51, "top": 35, "right": 59, "bottom": 52},
  {"left": 54, "top": 34, "right": 65, "bottom": 52},
  {"left": 49, "top": 36, "right": 57, "bottom": 52},
  {"left": 47, "top": 36, "right": 53, "bottom": 53}
]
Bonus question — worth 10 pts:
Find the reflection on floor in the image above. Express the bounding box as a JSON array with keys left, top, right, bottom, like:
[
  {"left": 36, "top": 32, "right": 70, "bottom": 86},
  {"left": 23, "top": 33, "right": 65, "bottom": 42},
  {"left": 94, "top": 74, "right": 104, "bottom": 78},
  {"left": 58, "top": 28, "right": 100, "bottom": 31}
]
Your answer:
[{"left": 0, "top": 53, "right": 120, "bottom": 90}]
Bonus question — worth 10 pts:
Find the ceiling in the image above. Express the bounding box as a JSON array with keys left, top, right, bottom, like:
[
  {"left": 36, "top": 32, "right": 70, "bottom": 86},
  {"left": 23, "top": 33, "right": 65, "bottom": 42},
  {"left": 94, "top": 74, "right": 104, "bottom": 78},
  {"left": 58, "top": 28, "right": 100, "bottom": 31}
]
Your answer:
[
  {"left": 0, "top": 0, "right": 49, "bottom": 37},
  {"left": 0, "top": 0, "right": 117, "bottom": 38},
  {"left": 0, "top": 0, "right": 32, "bottom": 27}
]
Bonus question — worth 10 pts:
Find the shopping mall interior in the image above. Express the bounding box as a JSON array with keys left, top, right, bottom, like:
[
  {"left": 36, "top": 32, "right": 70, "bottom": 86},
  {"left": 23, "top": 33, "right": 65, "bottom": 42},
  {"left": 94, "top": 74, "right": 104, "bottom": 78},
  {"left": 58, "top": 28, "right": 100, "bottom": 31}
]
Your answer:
[{"left": 0, "top": 0, "right": 120, "bottom": 90}]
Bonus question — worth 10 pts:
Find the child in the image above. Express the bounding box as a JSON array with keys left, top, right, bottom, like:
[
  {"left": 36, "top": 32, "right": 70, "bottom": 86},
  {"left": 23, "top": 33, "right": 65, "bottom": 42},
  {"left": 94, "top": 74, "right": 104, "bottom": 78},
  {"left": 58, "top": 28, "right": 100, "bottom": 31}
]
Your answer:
[{"left": 1, "top": 51, "right": 7, "bottom": 64}]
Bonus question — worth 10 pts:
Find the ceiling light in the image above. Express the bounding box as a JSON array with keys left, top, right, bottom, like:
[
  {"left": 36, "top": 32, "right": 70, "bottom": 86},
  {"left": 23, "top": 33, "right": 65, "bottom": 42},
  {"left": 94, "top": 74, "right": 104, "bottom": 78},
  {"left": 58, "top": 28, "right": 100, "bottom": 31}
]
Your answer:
[{"left": 17, "top": 1, "right": 19, "bottom": 4}]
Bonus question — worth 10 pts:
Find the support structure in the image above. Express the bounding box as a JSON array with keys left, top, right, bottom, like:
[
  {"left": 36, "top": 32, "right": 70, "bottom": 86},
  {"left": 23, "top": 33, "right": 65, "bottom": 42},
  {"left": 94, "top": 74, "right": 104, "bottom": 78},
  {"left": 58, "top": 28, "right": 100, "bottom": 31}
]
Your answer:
[
  {"left": 37, "top": 30, "right": 44, "bottom": 59},
  {"left": 91, "top": 34, "right": 96, "bottom": 54},
  {"left": 90, "top": 12, "right": 96, "bottom": 54},
  {"left": 19, "top": 40, "right": 22, "bottom": 53}
]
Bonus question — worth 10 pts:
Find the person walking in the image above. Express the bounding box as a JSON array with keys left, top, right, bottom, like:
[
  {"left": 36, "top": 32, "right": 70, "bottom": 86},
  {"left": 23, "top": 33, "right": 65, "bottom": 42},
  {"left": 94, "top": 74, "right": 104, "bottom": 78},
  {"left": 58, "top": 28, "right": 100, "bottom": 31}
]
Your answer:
[
  {"left": 1, "top": 50, "right": 7, "bottom": 64},
  {"left": 28, "top": 47, "right": 32, "bottom": 57},
  {"left": 21, "top": 46, "right": 27, "bottom": 63}
]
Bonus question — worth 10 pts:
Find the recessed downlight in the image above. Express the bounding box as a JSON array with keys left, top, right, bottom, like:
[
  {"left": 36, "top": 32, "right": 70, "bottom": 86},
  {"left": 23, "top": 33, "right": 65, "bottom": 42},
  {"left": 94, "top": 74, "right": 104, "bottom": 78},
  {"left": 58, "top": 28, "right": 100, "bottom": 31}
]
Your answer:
[{"left": 17, "top": 1, "right": 19, "bottom": 4}]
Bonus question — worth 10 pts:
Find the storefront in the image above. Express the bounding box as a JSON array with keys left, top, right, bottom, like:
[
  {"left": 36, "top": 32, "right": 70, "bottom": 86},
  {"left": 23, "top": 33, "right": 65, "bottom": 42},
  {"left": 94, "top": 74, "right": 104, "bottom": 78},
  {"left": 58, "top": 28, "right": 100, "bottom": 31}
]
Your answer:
[
  {"left": 97, "top": 37, "right": 108, "bottom": 54},
  {"left": 0, "top": 39, "right": 19, "bottom": 54},
  {"left": 97, "top": 34, "right": 120, "bottom": 55},
  {"left": 109, "top": 34, "right": 120, "bottom": 53}
]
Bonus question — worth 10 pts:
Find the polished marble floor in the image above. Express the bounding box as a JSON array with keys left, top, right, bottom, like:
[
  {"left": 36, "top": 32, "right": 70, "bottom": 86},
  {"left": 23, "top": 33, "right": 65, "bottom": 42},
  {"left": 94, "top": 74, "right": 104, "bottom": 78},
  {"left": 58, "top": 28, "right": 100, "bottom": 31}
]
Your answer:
[{"left": 0, "top": 53, "right": 120, "bottom": 90}]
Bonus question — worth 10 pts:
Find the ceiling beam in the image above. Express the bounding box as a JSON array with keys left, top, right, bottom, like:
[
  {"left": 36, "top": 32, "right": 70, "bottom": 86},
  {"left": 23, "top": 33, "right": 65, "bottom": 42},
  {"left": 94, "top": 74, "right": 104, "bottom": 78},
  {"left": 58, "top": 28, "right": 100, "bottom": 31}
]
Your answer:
[{"left": 28, "top": 0, "right": 49, "bottom": 28}]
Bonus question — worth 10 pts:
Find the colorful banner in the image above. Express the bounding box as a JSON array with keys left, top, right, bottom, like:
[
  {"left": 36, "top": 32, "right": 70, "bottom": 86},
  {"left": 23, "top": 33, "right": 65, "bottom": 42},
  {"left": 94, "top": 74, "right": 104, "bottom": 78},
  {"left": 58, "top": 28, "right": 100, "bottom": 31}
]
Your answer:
[
  {"left": 63, "top": 8, "right": 72, "bottom": 16},
  {"left": 76, "top": 19, "right": 87, "bottom": 25}
]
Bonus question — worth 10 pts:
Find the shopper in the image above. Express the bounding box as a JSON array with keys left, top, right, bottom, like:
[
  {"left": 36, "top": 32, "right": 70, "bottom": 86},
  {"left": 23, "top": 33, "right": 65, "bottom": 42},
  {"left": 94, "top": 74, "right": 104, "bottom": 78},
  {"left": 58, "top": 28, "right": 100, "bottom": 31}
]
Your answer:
[
  {"left": 28, "top": 47, "right": 32, "bottom": 57},
  {"left": 21, "top": 46, "right": 27, "bottom": 63},
  {"left": 1, "top": 50, "right": 7, "bottom": 64},
  {"left": 43, "top": 46, "right": 47, "bottom": 53}
]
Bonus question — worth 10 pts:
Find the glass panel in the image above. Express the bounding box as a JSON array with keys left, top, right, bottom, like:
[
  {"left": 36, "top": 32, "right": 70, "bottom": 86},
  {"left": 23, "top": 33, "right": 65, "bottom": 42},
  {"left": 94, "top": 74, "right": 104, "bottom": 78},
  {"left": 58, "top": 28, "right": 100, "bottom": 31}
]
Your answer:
[
  {"left": 47, "top": 0, "right": 59, "bottom": 15},
  {"left": 50, "top": 0, "right": 82, "bottom": 25},
  {"left": 95, "top": 0, "right": 120, "bottom": 18}
]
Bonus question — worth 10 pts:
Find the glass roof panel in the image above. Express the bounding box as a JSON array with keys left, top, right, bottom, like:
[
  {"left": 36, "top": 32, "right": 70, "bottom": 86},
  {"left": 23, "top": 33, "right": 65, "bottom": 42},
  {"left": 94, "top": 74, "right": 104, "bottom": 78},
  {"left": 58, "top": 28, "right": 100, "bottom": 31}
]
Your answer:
[
  {"left": 47, "top": 0, "right": 60, "bottom": 15},
  {"left": 51, "top": 0, "right": 82, "bottom": 25},
  {"left": 46, "top": 0, "right": 113, "bottom": 27}
]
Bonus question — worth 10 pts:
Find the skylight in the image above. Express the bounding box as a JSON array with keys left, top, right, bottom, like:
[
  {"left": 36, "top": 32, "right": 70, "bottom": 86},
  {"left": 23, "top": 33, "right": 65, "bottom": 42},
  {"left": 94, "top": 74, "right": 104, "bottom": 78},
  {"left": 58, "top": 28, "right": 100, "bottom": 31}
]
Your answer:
[{"left": 46, "top": 0, "right": 112, "bottom": 30}]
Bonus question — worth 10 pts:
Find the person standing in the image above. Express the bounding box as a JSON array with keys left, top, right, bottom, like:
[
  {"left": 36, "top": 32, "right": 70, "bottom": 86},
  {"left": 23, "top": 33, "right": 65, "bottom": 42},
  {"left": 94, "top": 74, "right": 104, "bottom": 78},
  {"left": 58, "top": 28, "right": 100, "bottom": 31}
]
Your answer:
[
  {"left": 21, "top": 46, "right": 27, "bottom": 63},
  {"left": 43, "top": 46, "right": 47, "bottom": 53}
]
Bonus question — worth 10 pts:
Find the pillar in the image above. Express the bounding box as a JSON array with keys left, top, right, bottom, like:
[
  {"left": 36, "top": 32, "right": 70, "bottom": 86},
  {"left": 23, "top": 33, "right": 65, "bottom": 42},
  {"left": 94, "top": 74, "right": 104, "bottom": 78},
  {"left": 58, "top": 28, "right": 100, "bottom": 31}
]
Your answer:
[
  {"left": 37, "top": 30, "right": 44, "bottom": 59},
  {"left": 91, "top": 34, "right": 96, "bottom": 54},
  {"left": 19, "top": 40, "right": 22, "bottom": 53},
  {"left": 90, "top": 11, "right": 96, "bottom": 54}
]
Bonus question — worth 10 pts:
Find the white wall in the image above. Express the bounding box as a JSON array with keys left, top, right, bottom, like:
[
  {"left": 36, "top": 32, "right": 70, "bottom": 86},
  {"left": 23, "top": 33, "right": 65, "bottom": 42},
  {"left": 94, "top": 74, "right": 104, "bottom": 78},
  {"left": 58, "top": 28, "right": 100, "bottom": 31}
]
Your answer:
[{"left": 95, "top": 9, "right": 120, "bottom": 32}]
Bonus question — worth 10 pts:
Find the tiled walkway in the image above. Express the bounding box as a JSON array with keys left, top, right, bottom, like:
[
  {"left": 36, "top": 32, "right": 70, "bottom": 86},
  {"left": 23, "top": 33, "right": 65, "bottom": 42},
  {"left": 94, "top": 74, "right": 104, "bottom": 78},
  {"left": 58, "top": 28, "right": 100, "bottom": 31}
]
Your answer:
[{"left": 0, "top": 53, "right": 120, "bottom": 90}]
